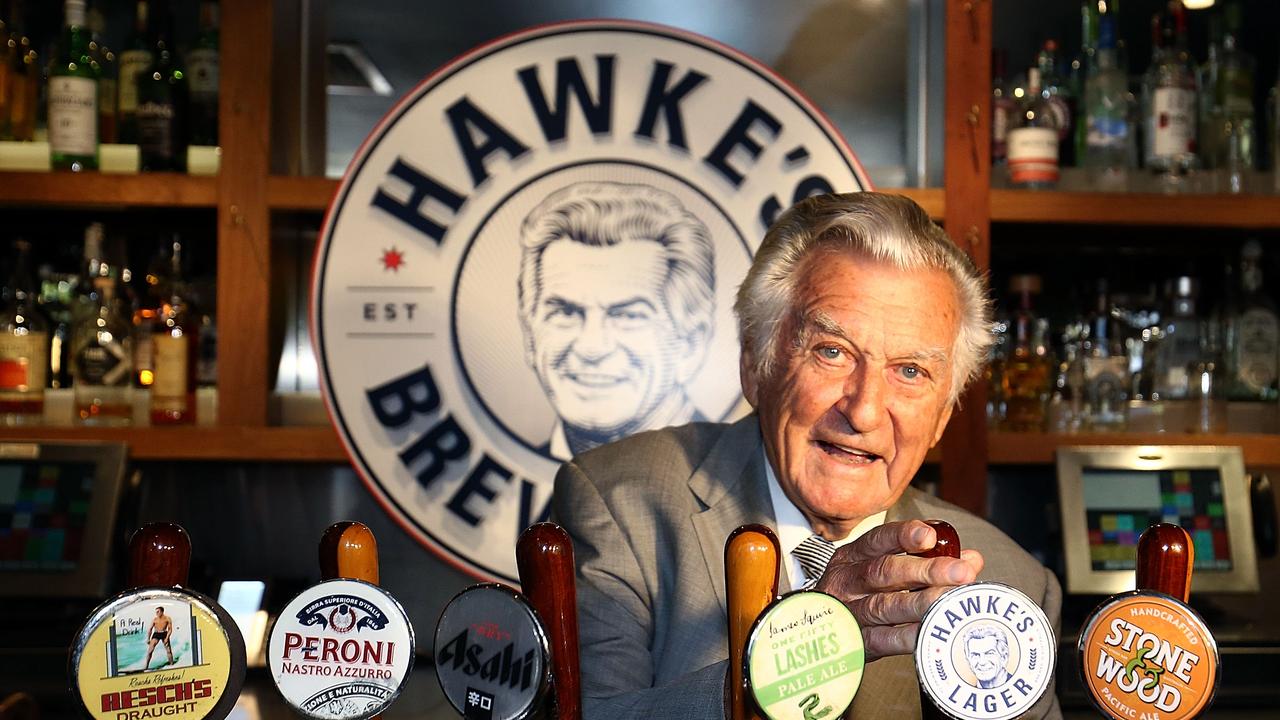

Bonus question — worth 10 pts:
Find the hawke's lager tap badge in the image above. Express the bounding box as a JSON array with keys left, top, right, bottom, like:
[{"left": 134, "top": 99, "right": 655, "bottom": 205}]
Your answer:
[
  {"left": 745, "top": 591, "right": 864, "bottom": 720},
  {"left": 1077, "top": 591, "right": 1219, "bottom": 720},
  {"left": 433, "top": 584, "right": 551, "bottom": 720},
  {"left": 312, "top": 19, "right": 870, "bottom": 583},
  {"left": 267, "top": 579, "right": 415, "bottom": 720},
  {"left": 69, "top": 588, "right": 245, "bottom": 720},
  {"left": 915, "top": 583, "right": 1056, "bottom": 720}
]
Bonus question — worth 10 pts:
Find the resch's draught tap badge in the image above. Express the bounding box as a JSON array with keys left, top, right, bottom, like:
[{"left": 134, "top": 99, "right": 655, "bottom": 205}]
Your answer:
[{"left": 312, "top": 20, "right": 870, "bottom": 582}]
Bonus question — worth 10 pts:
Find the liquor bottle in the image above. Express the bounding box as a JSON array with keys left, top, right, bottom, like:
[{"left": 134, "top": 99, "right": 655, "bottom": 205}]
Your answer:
[
  {"left": 48, "top": 0, "right": 99, "bottom": 172},
  {"left": 150, "top": 238, "right": 196, "bottom": 424},
  {"left": 87, "top": 5, "right": 116, "bottom": 144},
  {"left": 1154, "top": 276, "right": 1203, "bottom": 400},
  {"left": 0, "top": 239, "right": 48, "bottom": 426},
  {"left": 136, "top": 0, "right": 186, "bottom": 171},
  {"left": 999, "top": 275, "right": 1053, "bottom": 431},
  {"left": 991, "top": 49, "right": 1015, "bottom": 167},
  {"left": 38, "top": 263, "right": 76, "bottom": 390},
  {"left": 1082, "top": 281, "right": 1128, "bottom": 429},
  {"left": 187, "top": 0, "right": 218, "bottom": 146},
  {"left": 1007, "top": 68, "right": 1060, "bottom": 188},
  {"left": 1037, "top": 39, "right": 1076, "bottom": 167},
  {"left": 6, "top": 26, "right": 39, "bottom": 141},
  {"left": 131, "top": 238, "right": 170, "bottom": 388},
  {"left": 116, "top": 0, "right": 152, "bottom": 145},
  {"left": 71, "top": 224, "right": 132, "bottom": 426},
  {"left": 0, "top": 12, "right": 10, "bottom": 138},
  {"left": 1142, "top": 4, "right": 1198, "bottom": 178},
  {"left": 1216, "top": 1, "right": 1255, "bottom": 191},
  {"left": 1083, "top": 16, "right": 1133, "bottom": 188},
  {"left": 1198, "top": 13, "right": 1224, "bottom": 170},
  {"left": 1224, "top": 240, "right": 1279, "bottom": 400}
]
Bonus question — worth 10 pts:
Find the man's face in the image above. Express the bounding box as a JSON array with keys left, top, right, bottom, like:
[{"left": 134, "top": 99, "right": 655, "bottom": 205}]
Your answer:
[
  {"left": 744, "top": 252, "right": 958, "bottom": 536},
  {"left": 528, "top": 238, "right": 690, "bottom": 433},
  {"left": 155, "top": 608, "right": 163, "bottom": 616},
  {"left": 966, "top": 635, "right": 1005, "bottom": 683}
]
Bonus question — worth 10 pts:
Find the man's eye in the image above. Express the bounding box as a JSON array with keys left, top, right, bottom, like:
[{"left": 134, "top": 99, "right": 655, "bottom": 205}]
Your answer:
[
  {"left": 817, "top": 346, "right": 843, "bottom": 361},
  {"left": 898, "top": 364, "right": 923, "bottom": 380}
]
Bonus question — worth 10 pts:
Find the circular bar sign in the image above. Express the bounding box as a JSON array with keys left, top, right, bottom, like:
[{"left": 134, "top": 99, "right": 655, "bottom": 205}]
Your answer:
[{"left": 312, "top": 19, "right": 869, "bottom": 583}]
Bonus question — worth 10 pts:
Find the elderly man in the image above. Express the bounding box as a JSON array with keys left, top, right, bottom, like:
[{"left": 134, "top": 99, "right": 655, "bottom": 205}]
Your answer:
[
  {"left": 518, "top": 181, "right": 716, "bottom": 460},
  {"left": 552, "top": 192, "right": 1060, "bottom": 718}
]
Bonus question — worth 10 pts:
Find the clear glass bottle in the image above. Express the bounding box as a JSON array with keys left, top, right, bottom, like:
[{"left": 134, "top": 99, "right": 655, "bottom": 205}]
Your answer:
[
  {"left": 1155, "top": 276, "right": 1203, "bottom": 400},
  {"left": 1224, "top": 240, "right": 1279, "bottom": 400},
  {"left": 150, "top": 237, "right": 197, "bottom": 424},
  {"left": 1084, "top": 15, "right": 1133, "bottom": 189},
  {"left": 1083, "top": 280, "right": 1128, "bottom": 429},
  {"left": 71, "top": 224, "right": 132, "bottom": 426},
  {"left": 116, "top": 0, "right": 152, "bottom": 145},
  {"left": 1000, "top": 275, "right": 1054, "bottom": 431},
  {"left": 48, "top": 0, "right": 99, "bottom": 172},
  {"left": 187, "top": 0, "right": 219, "bottom": 147},
  {"left": 1217, "top": 1, "right": 1255, "bottom": 192},
  {"left": 1142, "top": 4, "right": 1198, "bottom": 179},
  {"left": 1008, "top": 68, "right": 1061, "bottom": 188},
  {"left": 0, "top": 239, "right": 49, "bottom": 425}
]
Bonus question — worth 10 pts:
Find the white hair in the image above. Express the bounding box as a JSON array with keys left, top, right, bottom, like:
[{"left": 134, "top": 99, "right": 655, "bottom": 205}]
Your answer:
[{"left": 733, "top": 192, "right": 992, "bottom": 405}]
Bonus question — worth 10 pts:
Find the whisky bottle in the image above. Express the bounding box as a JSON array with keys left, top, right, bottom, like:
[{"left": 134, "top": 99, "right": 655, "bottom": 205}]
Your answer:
[
  {"left": 71, "top": 225, "right": 132, "bottom": 426},
  {"left": 0, "top": 239, "right": 49, "bottom": 426},
  {"left": 48, "top": 0, "right": 99, "bottom": 172},
  {"left": 116, "top": 0, "right": 152, "bottom": 144},
  {"left": 136, "top": 0, "right": 187, "bottom": 172},
  {"left": 187, "top": 0, "right": 219, "bottom": 146},
  {"left": 1154, "top": 276, "right": 1203, "bottom": 400},
  {"left": 1224, "top": 240, "right": 1279, "bottom": 400},
  {"left": 87, "top": 6, "right": 116, "bottom": 143},
  {"left": 149, "top": 238, "right": 196, "bottom": 424},
  {"left": 999, "top": 275, "right": 1053, "bottom": 431},
  {"left": 3, "top": 0, "right": 39, "bottom": 143},
  {"left": 1008, "top": 68, "right": 1061, "bottom": 188}
]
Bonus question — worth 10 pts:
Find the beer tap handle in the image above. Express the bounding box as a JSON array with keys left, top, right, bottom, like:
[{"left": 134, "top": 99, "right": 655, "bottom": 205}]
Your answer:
[
  {"left": 911, "top": 519, "right": 961, "bottom": 560},
  {"left": 127, "top": 522, "right": 191, "bottom": 588},
  {"left": 319, "top": 521, "right": 380, "bottom": 584},
  {"left": 725, "top": 524, "right": 780, "bottom": 720},
  {"left": 517, "top": 522, "right": 582, "bottom": 720},
  {"left": 1136, "top": 523, "right": 1194, "bottom": 603}
]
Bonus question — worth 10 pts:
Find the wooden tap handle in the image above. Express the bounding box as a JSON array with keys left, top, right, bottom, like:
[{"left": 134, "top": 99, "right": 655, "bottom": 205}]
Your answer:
[
  {"left": 725, "top": 524, "right": 780, "bottom": 720},
  {"left": 911, "top": 520, "right": 961, "bottom": 560},
  {"left": 319, "top": 521, "right": 380, "bottom": 584},
  {"left": 1136, "top": 523, "right": 1194, "bottom": 603},
  {"left": 517, "top": 522, "right": 582, "bottom": 720},
  {"left": 127, "top": 522, "right": 191, "bottom": 588}
]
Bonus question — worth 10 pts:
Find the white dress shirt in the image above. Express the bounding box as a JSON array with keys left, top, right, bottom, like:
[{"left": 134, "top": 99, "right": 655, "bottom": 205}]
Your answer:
[{"left": 764, "top": 449, "right": 886, "bottom": 588}]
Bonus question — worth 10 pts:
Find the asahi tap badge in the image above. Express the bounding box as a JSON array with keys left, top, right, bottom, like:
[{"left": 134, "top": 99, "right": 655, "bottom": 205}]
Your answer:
[
  {"left": 1078, "top": 524, "right": 1220, "bottom": 720},
  {"left": 267, "top": 522, "right": 415, "bottom": 720},
  {"left": 914, "top": 521, "right": 1056, "bottom": 720},
  {"left": 69, "top": 523, "right": 246, "bottom": 720},
  {"left": 434, "top": 584, "right": 551, "bottom": 720}
]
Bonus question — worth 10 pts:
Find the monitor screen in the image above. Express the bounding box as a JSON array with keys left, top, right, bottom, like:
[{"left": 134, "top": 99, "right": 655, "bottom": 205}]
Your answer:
[
  {"left": 1057, "top": 445, "right": 1259, "bottom": 595},
  {"left": 0, "top": 442, "right": 127, "bottom": 597}
]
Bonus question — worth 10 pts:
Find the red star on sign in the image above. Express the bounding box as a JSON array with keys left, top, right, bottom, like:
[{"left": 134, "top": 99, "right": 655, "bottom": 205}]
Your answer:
[{"left": 381, "top": 247, "right": 405, "bottom": 272}]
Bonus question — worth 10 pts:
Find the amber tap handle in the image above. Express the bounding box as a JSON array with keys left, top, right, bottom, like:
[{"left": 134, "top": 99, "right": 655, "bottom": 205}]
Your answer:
[
  {"left": 725, "top": 524, "right": 780, "bottom": 720},
  {"left": 319, "top": 521, "right": 380, "bottom": 584},
  {"left": 1136, "top": 523, "right": 1194, "bottom": 603},
  {"left": 517, "top": 522, "right": 582, "bottom": 720},
  {"left": 128, "top": 522, "right": 191, "bottom": 588}
]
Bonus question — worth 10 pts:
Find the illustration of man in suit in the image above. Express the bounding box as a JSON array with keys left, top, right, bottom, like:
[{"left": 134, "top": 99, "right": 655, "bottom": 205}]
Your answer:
[
  {"left": 518, "top": 181, "right": 716, "bottom": 460},
  {"left": 963, "top": 625, "right": 1013, "bottom": 689},
  {"left": 553, "top": 193, "right": 1062, "bottom": 718}
]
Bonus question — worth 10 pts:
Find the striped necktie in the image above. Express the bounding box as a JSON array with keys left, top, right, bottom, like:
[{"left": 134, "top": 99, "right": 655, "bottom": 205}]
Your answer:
[{"left": 793, "top": 534, "right": 836, "bottom": 589}]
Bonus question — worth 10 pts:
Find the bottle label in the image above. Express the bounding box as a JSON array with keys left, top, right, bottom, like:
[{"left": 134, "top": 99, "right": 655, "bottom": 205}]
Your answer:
[
  {"left": 117, "top": 50, "right": 152, "bottom": 115},
  {"left": 1086, "top": 115, "right": 1128, "bottom": 150},
  {"left": 152, "top": 333, "right": 189, "bottom": 397},
  {"left": 48, "top": 76, "right": 98, "bottom": 155},
  {"left": 0, "top": 332, "right": 48, "bottom": 393},
  {"left": 137, "top": 101, "right": 176, "bottom": 159},
  {"left": 1007, "top": 127, "right": 1059, "bottom": 184},
  {"left": 187, "top": 49, "right": 220, "bottom": 96},
  {"left": 1236, "top": 307, "right": 1279, "bottom": 393},
  {"left": 1152, "top": 87, "right": 1196, "bottom": 159},
  {"left": 75, "top": 336, "right": 130, "bottom": 386}
]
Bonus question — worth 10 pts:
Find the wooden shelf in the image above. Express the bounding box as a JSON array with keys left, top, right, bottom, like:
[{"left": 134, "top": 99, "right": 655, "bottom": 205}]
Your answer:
[
  {"left": 988, "top": 431, "right": 1280, "bottom": 466},
  {"left": 0, "top": 425, "right": 348, "bottom": 462},
  {"left": 267, "top": 175, "right": 339, "bottom": 211},
  {"left": 0, "top": 171, "right": 218, "bottom": 208},
  {"left": 991, "top": 190, "right": 1280, "bottom": 228}
]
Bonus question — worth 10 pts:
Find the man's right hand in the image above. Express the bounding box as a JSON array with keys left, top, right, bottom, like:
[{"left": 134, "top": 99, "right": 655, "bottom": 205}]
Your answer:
[{"left": 815, "top": 519, "right": 983, "bottom": 662}]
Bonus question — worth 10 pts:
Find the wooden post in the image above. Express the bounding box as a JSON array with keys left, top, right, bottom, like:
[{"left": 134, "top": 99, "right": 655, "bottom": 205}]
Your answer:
[
  {"left": 216, "top": 0, "right": 273, "bottom": 426},
  {"left": 941, "top": 0, "right": 992, "bottom": 516}
]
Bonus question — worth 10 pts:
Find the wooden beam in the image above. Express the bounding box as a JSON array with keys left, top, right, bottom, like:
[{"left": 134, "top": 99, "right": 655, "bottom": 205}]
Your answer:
[
  {"left": 0, "top": 426, "right": 348, "bottom": 462},
  {"left": 0, "top": 172, "right": 216, "bottom": 207},
  {"left": 939, "top": 0, "right": 992, "bottom": 516},
  {"left": 216, "top": 0, "right": 273, "bottom": 426}
]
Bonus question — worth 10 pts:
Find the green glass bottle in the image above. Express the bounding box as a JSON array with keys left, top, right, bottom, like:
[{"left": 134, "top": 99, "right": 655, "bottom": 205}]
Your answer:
[
  {"left": 187, "top": 0, "right": 219, "bottom": 146},
  {"left": 136, "top": 0, "right": 186, "bottom": 171},
  {"left": 48, "top": 0, "right": 99, "bottom": 172},
  {"left": 116, "top": 0, "right": 152, "bottom": 144}
]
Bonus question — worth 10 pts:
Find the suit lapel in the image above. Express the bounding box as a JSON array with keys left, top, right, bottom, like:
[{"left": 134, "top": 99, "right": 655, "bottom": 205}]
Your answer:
[{"left": 689, "top": 415, "right": 776, "bottom": 616}]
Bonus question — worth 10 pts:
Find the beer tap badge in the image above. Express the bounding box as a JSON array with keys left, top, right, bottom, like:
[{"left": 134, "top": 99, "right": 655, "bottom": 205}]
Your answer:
[
  {"left": 915, "top": 583, "right": 1056, "bottom": 720},
  {"left": 745, "top": 591, "right": 864, "bottom": 720},
  {"left": 267, "top": 579, "right": 415, "bottom": 720},
  {"left": 1077, "top": 591, "right": 1219, "bottom": 720},
  {"left": 312, "top": 19, "right": 870, "bottom": 584},
  {"left": 433, "top": 584, "right": 551, "bottom": 720},
  {"left": 69, "top": 588, "right": 245, "bottom": 720}
]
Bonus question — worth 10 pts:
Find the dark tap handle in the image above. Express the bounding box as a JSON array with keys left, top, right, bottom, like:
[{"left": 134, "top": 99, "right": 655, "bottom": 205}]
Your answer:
[
  {"left": 911, "top": 520, "right": 961, "bottom": 720},
  {"left": 1136, "top": 523, "right": 1194, "bottom": 603},
  {"left": 127, "top": 522, "right": 191, "bottom": 588}
]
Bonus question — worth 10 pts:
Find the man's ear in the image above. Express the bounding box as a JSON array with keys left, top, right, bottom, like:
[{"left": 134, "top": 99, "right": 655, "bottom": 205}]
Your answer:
[
  {"left": 930, "top": 399, "right": 954, "bottom": 447},
  {"left": 740, "top": 350, "right": 759, "bottom": 409}
]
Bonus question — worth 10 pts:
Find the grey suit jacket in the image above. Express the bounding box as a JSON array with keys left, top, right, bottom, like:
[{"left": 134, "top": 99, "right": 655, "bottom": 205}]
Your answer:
[{"left": 552, "top": 415, "right": 1063, "bottom": 720}]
